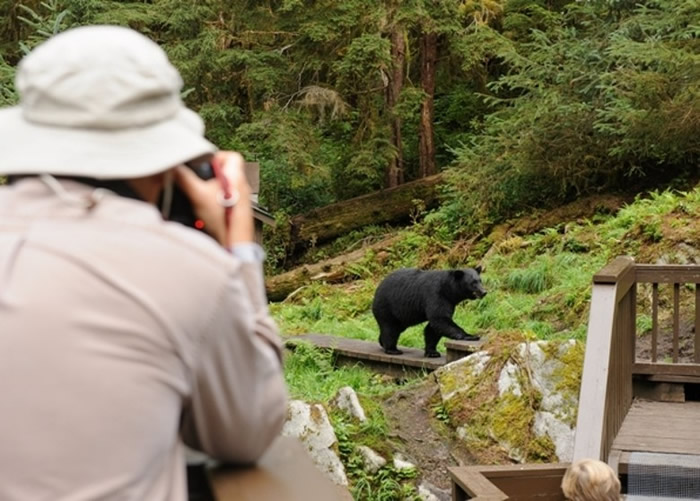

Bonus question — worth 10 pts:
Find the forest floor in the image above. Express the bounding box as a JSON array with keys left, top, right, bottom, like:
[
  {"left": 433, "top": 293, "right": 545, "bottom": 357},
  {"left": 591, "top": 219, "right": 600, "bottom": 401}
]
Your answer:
[{"left": 381, "top": 379, "right": 476, "bottom": 494}]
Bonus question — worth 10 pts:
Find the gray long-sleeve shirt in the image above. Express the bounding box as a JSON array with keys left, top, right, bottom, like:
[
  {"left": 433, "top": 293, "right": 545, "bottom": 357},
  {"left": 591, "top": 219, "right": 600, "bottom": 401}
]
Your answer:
[{"left": 0, "top": 178, "right": 288, "bottom": 501}]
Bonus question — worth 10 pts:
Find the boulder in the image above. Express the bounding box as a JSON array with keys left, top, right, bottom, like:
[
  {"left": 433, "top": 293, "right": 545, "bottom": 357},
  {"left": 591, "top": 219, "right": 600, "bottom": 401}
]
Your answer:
[
  {"left": 418, "top": 481, "right": 450, "bottom": 501},
  {"left": 357, "top": 445, "right": 386, "bottom": 474},
  {"left": 393, "top": 453, "right": 416, "bottom": 471},
  {"left": 497, "top": 361, "right": 522, "bottom": 397},
  {"left": 281, "top": 400, "right": 348, "bottom": 486},
  {"left": 435, "top": 338, "right": 582, "bottom": 463},
  {"left": 331, "top": 386, "right": 367, "bottom": 422}
]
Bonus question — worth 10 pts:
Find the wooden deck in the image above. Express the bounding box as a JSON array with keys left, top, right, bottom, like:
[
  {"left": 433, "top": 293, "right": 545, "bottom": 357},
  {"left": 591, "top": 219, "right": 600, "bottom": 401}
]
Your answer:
[
  {"left": 284, "top": 334, "right": 483, "bottom": 376},
  {"left": 611, "top": 400, "right": 700, "bottom": 457}
]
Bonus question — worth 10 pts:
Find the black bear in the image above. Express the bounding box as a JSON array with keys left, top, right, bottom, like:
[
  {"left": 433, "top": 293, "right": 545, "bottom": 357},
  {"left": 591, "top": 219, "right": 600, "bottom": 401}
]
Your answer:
[{"left": 372, "top": 267, "right": 487, "bottom": 358}]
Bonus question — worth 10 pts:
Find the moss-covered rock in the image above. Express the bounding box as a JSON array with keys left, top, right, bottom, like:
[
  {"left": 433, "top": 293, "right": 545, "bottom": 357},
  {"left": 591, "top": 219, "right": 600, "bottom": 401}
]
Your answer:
[{"left": 434, "top": 334, "right": 583, "bottom": 463}]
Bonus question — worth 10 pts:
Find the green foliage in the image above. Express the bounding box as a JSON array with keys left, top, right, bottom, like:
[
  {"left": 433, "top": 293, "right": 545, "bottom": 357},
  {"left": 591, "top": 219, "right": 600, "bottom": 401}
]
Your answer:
[
  {"left": 0, "top": 55, "right": 16, "bottom": 106},
  {"left": 333, "top": 409, "right": 421, "bottom": 501},
  {"left": 283, "top": 341, "right": 408, "bottom": 402},
  {"left": 442, "top": 0, "right": 699, "bottom": 235},
  {"left": 16, "top": 0, "right": 70, "bottom": 51},
  {"left": 232, "top": 109, "right": 335, "bottom": 213},
  {"left": 2, "top": 0, "right": 695, "bottom": 228},
  {"left": 505, "top": 259, "right": 554, "bottom": 294}
]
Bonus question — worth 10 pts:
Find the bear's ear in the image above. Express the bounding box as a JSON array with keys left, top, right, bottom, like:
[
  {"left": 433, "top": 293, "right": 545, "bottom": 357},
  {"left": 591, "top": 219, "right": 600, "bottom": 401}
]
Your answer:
[
  {"left": 450, "top": 270, "right": 465, "bottom": 280},
  {"left": 475, "top": 265, "right": 483, "bottom": 274}
]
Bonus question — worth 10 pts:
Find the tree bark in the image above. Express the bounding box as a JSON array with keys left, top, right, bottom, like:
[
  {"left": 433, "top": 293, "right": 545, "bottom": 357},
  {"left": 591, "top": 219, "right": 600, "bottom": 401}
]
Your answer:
[
  {"left": 266, "top": 235, "right": 401, "bottom": 302},
  {"left": 288, "top": 173, "right": 443, "bottom": 254},
  {"left": 419, "top": 31, "right": 438, "bottom": 178},
  {"left": 385, "top": 26, "right": 405, "bottom": 188}
]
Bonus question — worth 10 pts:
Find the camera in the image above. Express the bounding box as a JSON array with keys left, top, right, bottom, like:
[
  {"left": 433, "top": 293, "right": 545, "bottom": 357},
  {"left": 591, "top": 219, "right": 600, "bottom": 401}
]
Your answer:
[{"left": 166, "top": 159, "right": 215, "bottom": 231}]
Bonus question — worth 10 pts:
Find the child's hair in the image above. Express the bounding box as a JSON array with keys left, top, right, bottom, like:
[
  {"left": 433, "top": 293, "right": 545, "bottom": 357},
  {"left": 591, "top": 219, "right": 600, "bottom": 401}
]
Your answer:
[{"left": 561, "top": 459, "right": 621, "bottom": 501}]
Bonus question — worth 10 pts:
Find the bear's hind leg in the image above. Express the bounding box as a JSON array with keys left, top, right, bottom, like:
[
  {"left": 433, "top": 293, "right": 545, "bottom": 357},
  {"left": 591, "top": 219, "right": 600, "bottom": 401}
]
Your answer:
[
  {"left": 378, "top": 324, "right": 403, "bottom": 355},
  {"left": 423, "top": 324, "right": 442, "bottom": 358}
]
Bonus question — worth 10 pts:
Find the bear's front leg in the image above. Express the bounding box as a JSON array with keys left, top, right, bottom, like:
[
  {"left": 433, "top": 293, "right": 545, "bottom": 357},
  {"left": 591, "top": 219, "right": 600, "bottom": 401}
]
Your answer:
[
  {"left": 423, "top": 324, "right": 442, "bottom": 358},
  {"left": 430, "top": 317, "right": 480, "bottom": 341},
  {"left": 453, "top": 331, "right": 481, "bottom": 341}
]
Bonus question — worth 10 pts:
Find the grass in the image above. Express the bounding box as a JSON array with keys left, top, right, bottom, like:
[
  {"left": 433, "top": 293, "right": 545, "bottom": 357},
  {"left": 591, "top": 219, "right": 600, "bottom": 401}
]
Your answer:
[{"left": 283, "top": 342, "right": 419, "bottom": 402}]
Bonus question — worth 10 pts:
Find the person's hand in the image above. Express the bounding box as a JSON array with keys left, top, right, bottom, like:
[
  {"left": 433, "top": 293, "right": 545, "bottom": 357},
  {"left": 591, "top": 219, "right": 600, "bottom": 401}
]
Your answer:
[{"left": 174, "top": 151, "right": 254, "bottom": 248}]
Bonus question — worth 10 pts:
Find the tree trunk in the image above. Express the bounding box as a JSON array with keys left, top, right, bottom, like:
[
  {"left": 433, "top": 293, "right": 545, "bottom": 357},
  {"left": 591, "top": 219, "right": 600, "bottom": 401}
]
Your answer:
[
  {"left": 418, "top": 31, "right": 438, "bottom": 178},
  {"left": 288, "top": 173, "right": 443, "bottom": 254},
  {"left": 385, "top": 26, "right": 405, "bottom": 188},
  {"left": 266, "top": 235, "right": 401, "bottom": 302}
]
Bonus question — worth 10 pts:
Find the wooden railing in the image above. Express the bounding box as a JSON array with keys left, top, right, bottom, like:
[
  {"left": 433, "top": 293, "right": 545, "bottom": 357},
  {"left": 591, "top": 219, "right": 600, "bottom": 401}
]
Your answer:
[
  {"left": 635, "top": 264, "right": 700, "bottom": 363},
  {"left": 194, "top": 436, "right": 352, "bottom": 501},
  {"left": 573, "top": 257, "right": 700, "bottom": 462},
  {"left": 449, "top": 464, "right": 568, "bottom": 501}
]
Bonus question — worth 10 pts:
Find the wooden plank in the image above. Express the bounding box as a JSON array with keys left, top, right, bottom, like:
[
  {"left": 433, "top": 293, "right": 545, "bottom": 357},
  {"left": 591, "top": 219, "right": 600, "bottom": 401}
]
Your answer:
[
  {"left": 450, "top": 465, "right": 568, "bottom": 501},
  {"left": 285, "top": 334, "right": 445, "bottom": 371},
  {"left": 636, "top": 265, "right": 700, "bottom": 284},
  {"left": 673, "top": 282, "right": 680, "bottom": 363},
  {"left": 448, "top": 467, "right": 508, "bottom": 500},
  {"left": 608, "top": 449, "right": 621, "bottom": 476},
  {"left": 490, "top": 475, "right": 564, "bottom": 500},
  {"left": 445, "top": 339, "right": 485, "bottom": 363},
  {"left": 645, "top": 374, "right": 700, "bottom": 384},
  {"left": 632, "top": 379, "right": 685, "bottom": 402},
  {"left": 210, "top": 436, "right": 351, "bottom": 501},
  {"left": 612, "top": 437, "right": 700, "bottom": 455},
  {"left": 444, "top": 339, "right": 485, "bottom": 353},
  {"left": 574, "top": 283, "right": 617, "bottom": 461},
  {"left": 612, "top": 401, "right": 700, "bottom": 456},
  {"left": 634, "top": 362, "right": 700, "bottom": 377},
  {"left": 652, "top": 282, "right": 659, "bottom": 363},
  {"left": 473, "top": 464, "right": 570, "bottom": 476},
  {"left": 593, "top": 256, "right": 634, "bottom": 284},
  {"left": 696, "top": 284, "right": 700, "bottom": 363},
  {"left": 244, "top": 162, "right": 260, "bottom": 194}
]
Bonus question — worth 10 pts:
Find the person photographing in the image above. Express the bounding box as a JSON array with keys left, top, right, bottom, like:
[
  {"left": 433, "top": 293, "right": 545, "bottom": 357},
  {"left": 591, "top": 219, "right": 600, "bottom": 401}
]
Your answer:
[{"left": 0, "top": 25, "right": 288, "bottom": 501}]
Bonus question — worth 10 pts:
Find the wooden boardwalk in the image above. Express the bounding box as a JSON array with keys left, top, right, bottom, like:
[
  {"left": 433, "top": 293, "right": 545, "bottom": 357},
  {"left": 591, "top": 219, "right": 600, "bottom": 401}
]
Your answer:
[
  {"left": 284, "top": 334, "right": 483, "bottom": 376},
  {"left": 612, "top": 400, "right": 700, "bottom": 457}
]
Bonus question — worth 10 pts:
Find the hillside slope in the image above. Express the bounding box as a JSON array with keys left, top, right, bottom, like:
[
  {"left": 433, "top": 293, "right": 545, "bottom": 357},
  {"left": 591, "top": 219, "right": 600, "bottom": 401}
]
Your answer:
[
  {"left": 274, "top": 186, "right": 699, "bottom": 499},
  {"left": 273, "top": 186, "right": 699, "bottom": 350}
]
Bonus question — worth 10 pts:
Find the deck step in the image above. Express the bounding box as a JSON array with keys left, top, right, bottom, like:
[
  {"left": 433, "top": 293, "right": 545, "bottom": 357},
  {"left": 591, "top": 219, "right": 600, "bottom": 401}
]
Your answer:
[{"left": 445, "top": 339, "right": 486, "bottom": 362}]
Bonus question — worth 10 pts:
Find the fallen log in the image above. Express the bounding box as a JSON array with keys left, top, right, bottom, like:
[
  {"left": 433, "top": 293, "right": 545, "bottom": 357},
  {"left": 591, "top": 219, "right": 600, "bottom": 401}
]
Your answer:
[
  {"left": 289, "top": 174, "right": 443, "bottom": 254},
  {"left": 266, "top": 235, "right": 400, "bottom": 302}
]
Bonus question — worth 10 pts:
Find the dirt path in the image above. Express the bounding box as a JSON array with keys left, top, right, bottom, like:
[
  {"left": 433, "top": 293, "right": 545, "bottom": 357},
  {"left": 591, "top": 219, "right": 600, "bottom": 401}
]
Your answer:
[{"left": 381, "top": 377, "right": 477, "bottom": 495}]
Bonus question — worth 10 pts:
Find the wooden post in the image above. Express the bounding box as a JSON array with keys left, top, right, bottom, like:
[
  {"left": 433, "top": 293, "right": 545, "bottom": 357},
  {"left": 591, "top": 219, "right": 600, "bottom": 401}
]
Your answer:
[
  {"left": 574, "top": 256, "right": 635, "bottom": 461},
  {"left": 695, "top": 284, "right": 700, "bottom": 363},
  {"left": 673, "top": 283, "right": 680, "bottom": 362},
  {"left": 652, "top": 283, "right": 658, "bottom": 362}
]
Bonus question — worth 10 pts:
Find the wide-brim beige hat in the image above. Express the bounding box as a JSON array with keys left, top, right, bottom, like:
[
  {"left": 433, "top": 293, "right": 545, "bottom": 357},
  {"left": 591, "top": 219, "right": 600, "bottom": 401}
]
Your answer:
[{"left": 0, "top": 25, "right": 215, "bottom": 179}]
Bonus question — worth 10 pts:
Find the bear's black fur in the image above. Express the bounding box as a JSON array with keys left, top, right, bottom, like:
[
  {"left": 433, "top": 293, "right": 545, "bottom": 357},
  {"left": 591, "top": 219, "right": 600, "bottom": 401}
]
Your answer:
[{"left": 372, "top": 267, "right": 487, "bottom": 358}]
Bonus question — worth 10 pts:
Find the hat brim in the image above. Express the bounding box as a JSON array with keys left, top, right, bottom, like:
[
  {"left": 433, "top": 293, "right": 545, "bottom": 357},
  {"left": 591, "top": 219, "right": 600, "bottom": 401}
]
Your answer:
[{"left": 0, "top": 107, "right": 216, "bottom": 179}]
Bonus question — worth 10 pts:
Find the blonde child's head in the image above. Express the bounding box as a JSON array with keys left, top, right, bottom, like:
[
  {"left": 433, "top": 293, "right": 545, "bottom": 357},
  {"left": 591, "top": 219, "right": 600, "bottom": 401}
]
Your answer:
[{"left": 561, "top": 459, "right": 621, "bottom": 501}]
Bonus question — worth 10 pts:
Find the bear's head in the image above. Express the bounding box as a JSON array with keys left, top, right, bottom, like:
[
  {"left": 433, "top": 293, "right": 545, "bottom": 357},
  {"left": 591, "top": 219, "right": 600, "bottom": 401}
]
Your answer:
[{"left": 449, "top": 266, "right": 487, "bottom": 301}]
